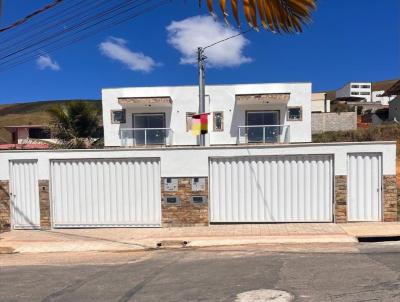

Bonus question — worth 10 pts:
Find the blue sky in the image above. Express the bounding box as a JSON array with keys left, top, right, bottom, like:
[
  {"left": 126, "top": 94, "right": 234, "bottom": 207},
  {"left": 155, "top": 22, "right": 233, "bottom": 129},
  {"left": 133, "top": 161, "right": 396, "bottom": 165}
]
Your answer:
[{"left": 0, "top": 0, "right": 399, "bottom": 103}]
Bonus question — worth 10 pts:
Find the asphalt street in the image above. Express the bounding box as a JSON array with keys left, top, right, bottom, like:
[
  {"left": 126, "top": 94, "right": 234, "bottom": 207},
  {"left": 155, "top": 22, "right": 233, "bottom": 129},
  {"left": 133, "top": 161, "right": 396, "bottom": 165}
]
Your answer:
[{"left": 1, "top": 242, "right": 400, "bottom": 302}]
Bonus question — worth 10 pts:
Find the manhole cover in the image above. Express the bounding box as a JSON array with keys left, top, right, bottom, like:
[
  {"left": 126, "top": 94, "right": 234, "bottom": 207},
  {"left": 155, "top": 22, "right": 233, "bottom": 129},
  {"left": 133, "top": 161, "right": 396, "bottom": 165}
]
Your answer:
[{"left": 235, "top": 289, "right": 294, "bottom": 302}]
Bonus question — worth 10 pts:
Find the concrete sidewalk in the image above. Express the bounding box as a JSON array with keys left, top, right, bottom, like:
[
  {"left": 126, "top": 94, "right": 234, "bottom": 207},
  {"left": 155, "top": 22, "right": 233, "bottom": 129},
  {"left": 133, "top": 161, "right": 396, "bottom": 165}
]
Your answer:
[{"left": 0, "top": 223, "right": 357, "bottom": 254}]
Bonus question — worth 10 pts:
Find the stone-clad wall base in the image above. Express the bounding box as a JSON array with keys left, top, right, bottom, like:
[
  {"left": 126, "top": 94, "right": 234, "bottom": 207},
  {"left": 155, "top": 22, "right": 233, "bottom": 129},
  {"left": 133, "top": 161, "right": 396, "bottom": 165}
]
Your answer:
[
  {"left": 383, "top": 175, "right": 398, "bottom": 222},
  {"left": 39, "top": 180, "right": 51, "bottom": 229},
  {"left": 0, "top": 181, "right": 11, "bottom": 231},
  {"left": 335, "top": 175, "right": 347, "bottom": 223},
  {"left": 397, "top": 190, "right": 400, "bottom": 222},
  {"left": 162, "top": 178, "right": 208, "bottom": 227}
]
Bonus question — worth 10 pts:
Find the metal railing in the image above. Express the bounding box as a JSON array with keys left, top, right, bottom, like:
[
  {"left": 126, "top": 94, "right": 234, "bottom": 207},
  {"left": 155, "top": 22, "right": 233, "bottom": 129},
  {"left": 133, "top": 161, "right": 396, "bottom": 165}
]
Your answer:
[
  {"left": 119, "top": 128, "right": 173, "bottom": 147},
  {"left": 237, "top": 125, "right": 290, "bottom": 144}
]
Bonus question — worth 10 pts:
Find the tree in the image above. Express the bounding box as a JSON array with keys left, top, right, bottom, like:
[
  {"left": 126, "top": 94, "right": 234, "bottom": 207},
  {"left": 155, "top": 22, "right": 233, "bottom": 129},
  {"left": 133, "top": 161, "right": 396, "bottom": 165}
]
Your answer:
[
  {"left": 204, "top": 0, "right": 316, "bottom": 32},
  {"left": 46, "top": 101, "right": 101, "bottom": 149}
]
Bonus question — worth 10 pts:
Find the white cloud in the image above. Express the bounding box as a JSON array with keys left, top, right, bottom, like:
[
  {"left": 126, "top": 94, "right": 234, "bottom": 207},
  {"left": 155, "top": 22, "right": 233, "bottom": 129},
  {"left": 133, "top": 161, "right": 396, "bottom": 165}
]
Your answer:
[
  {"left": 36, "top": 54, "right": 60, "bottom": 71},
  {"left": 167, "top": 15, "right": 252, "bottom": 68},
  {"left": 99, "top": 37, "right": 159, "bottom": 73}
]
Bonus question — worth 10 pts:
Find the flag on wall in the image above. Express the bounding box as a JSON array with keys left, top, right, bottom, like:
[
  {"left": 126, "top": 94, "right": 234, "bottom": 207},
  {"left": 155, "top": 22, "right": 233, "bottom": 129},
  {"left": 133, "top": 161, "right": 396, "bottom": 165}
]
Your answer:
[{"left": 192, "top": 113, "right": 208, "bottom": 135}]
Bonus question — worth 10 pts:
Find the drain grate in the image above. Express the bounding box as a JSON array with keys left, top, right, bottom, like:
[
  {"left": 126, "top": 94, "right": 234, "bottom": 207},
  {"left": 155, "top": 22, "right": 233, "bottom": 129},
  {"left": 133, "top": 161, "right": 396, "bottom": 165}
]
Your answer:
[
  {"left": 358, "top": 236, "right": 400, "bottom": 243},
  {"left": 156, "top": 240, "right": 188, "bottom": 248}
]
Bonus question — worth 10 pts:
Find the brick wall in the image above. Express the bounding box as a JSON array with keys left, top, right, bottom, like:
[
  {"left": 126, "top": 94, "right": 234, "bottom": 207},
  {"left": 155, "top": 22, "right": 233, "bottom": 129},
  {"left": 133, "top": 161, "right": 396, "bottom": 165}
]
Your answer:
[
  {"left": 161, "top": 177, "right": 208, "bottom": 227},
  {"left": 335, "top": 175, "right": 347, "bottom": 223},
  {"left": 312, "top": 112, "right": 357, "bottom": 134},
  {"left": 383, "top": 175, "right": 398, "bottom": 222},
  {"left": 39, "top": 180, "right": 51, "bottom": 229},
  {"left": 0, "top": 181, "right": 11, "bottom": 231}
]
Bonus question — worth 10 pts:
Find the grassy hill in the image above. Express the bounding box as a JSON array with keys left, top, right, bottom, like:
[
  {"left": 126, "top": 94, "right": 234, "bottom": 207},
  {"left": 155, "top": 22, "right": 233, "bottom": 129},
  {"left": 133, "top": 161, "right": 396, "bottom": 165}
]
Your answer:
[
  {"left": 0, "top": 100, "right": 101, "bottom": 143},
  {"left": 323, "top": 79, "right": 399, "bottom": 100}
]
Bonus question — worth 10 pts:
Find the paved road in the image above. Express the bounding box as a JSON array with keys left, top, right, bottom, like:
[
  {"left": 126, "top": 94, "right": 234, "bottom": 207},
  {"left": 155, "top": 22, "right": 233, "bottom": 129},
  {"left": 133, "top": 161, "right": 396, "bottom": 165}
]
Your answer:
[{"left": 1, "top": 243, "right": 400, "bottom": 302}]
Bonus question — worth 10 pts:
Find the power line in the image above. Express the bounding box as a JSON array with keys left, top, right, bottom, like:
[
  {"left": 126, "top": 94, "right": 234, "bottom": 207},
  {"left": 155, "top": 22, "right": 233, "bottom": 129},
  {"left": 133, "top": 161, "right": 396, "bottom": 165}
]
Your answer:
[
  {"left": 0, "top": 0, "right": 146, "bottom": 61},
  {"left": 0, "top": 0, "right": 155, "bottom": 67},
  {"left": 203, "top": 28, "right": 252, "bottom": 50},
  {"left": 0, "top": 0, "right": 172, "bottom": 72},
  {"left": 0, "top": 0, "right": 96, "bottom": 48},
  {"left": 0, "top": 0, "right": 64, "bottom": 33}
]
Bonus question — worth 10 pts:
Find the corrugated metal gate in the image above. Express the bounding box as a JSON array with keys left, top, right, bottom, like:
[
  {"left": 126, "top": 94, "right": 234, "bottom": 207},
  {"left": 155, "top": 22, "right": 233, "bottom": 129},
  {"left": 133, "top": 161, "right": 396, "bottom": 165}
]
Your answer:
[
  {"left": 9, "top": 160, "right": 40, "bottom": 229},
  {"left": 347, "top": 153, "right": 382, "bottom": 221},
  {"left": 210, "top": 155, "right": 333, "bottom": 223},
  {"left": 51, "top": 158, "right": 161, "bottom": 228}
]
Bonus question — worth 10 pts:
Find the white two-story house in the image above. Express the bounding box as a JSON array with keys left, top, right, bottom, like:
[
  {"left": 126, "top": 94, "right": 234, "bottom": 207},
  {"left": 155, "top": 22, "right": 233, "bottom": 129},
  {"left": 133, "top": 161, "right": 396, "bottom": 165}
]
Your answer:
[
  {"left": 0, "top": 82, "right": 396, "bottom": 230},
  {"left": 102, "top": 82, "right": 312, "bottom": 147}
]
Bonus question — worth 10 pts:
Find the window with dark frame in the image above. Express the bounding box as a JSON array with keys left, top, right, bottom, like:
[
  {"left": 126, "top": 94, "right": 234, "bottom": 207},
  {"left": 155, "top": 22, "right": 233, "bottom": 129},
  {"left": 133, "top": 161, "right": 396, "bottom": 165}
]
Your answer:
[
  {"left": 28, "top": 128, "right": 51, "bottom": 139},
  {"left": 287, "top": 107, "right": 302, "bottom": 121},
  {"left": 111, "top": 109, "right": 126, "bottom": 124},
  {"left": 213, "top": 111, "right": 224, "bottom": 131}
]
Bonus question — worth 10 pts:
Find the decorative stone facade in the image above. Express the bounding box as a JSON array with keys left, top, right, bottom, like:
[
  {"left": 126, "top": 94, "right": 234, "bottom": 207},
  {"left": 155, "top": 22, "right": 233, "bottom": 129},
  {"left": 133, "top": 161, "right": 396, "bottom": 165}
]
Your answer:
[
  {"left": 161, "top": 177, "right": 208, "bottom": 227},
  {"left": 0, "top": 181, "right": 11, "bottom": 231},
  {"left": 39, "top": 180, "right": 51, "bottom": 229},
  {"left": 383, "top": 175, "right": 398, "bottom": 222},
  {"left": 335, "top": 175, "right": 347, "bottom": 223}
]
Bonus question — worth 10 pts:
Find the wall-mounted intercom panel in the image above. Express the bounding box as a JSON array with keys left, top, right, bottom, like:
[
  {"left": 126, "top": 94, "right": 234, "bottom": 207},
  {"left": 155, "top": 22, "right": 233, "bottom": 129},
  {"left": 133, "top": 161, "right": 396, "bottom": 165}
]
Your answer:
[
  {"left": 191, "top": 177, "right": 206, "bottom": 191},
  {"left": 164, "top": 178, "right": 178, "bottom": 192}
]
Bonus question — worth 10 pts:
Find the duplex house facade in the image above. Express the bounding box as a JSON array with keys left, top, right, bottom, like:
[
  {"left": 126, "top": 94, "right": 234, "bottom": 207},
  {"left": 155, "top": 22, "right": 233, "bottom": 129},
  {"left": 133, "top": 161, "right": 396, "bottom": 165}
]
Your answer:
[
  {"left": 0, "top": 82, "right": 397, "bottom": 230},
  {"left": 102, "top": 83, "right": 311, "bottom": 147}
]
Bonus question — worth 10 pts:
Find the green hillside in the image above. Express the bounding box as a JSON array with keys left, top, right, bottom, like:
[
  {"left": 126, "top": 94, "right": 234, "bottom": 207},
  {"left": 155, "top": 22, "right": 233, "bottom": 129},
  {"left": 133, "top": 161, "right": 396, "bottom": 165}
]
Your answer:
[{"left": 0, "top": 100, "right": 101, "bottom": 143}]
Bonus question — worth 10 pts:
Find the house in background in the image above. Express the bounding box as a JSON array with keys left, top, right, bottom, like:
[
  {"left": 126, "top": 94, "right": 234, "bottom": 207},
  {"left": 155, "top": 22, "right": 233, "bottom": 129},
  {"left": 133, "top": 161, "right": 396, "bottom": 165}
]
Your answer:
[
  {"left": 2, "top": 125, "right": 54, "bottom": 145},
  {"left": 102, "top": 83, "right": 312, "bottom": 147},
  {"left": 372, "top": 90, "right": 396, "bottom": 105},
  {"left": 311, "top": 92, "right": 330, "bottom": 113}
]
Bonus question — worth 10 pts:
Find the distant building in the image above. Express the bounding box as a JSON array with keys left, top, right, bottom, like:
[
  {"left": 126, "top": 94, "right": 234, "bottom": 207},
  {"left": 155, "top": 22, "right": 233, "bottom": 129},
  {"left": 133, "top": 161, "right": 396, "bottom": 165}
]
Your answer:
[
  {"left": 2, "top": 125, "right": 54, "bottom": 145},
  {"left": 336, "top": 82, "right": 372, "bottom": 102},
  {"left": 311, "top": 92, "right": 330, "bottom": 113}
]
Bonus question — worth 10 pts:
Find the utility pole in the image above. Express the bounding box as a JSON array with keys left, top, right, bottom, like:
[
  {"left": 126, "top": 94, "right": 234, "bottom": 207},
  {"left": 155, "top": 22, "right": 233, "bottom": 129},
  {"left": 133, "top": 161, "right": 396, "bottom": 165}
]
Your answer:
[{"left": 197, "top": 47, "right": 207, "bottom": 146}]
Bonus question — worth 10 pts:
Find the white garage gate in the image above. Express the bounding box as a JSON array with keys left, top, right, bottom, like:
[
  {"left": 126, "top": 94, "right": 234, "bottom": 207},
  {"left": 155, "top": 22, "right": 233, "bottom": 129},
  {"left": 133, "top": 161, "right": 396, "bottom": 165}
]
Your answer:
[
  {"left": 51, "top": 158, "right": 161, "bottom": 228},
  {"left": 347, "top": 153, "right": 382, "bottom": 221},
  {"left": 210, "top": 155, "right": 333, "bottom": 223},
  {"left": 9, "top": 160, "right": 40, "bottom": 229}
]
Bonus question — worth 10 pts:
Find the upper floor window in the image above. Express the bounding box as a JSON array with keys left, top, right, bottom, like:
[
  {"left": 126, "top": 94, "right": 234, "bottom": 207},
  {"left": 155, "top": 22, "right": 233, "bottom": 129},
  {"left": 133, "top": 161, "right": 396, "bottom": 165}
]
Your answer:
[
  {"left": 361, "top": 85, "right": 370, "bottom": 88},
  {"left": 186, "top": 112, "right": 195, "bottom": 132},
  {"left": 351, "top": 85, "right": 360, "bottom": 88},
  {"left": 287, "top": 107, "right": 302, "bottom": 121},
  {"left": 111, "top": 110, "right": 126, "bottom": 124},
  {"left": 213, "top": 111, "right": 224, "bottom": 131}
]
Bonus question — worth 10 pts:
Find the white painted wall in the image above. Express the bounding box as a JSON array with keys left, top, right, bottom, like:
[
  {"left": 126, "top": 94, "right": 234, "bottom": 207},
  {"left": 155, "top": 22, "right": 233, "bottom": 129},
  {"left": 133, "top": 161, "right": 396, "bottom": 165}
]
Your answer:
[
  {"left": 311, "top": 93, "right": 330, "bottom": 112},
  {"left": 0, "top": 142, "right": 396, "bottom": 181},
  {"left": 102, "top": 83, "right": 312, "bottom": 147},
  {"left": 372, "top": 90, "right": 396, "bottom": 105}
]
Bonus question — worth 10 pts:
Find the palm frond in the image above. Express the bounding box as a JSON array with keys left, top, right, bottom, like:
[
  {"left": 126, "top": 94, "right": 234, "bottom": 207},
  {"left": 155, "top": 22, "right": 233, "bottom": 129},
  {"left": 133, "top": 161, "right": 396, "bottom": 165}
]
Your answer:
[{"left": 204, "top": 0, "right": 316, "bottom": 32}]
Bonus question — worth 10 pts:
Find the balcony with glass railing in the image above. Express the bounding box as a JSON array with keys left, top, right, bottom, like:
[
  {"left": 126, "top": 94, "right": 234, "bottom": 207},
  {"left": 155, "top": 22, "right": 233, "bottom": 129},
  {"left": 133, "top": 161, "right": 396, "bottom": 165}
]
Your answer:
[
  {"left": 237, "top": 125, "right": 290, "bottom": 144},
  {"left": 119, "top": 128, "right": 173, "bottom": 147}
]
